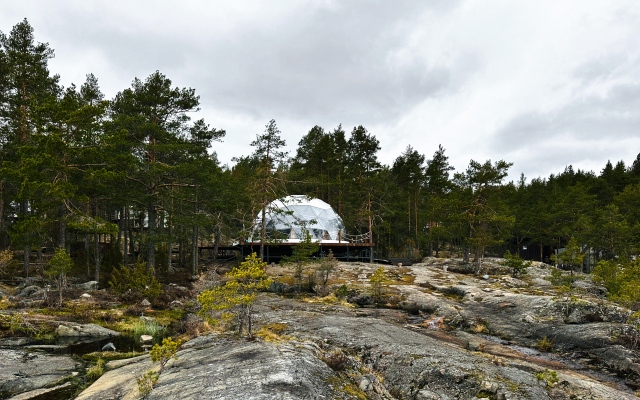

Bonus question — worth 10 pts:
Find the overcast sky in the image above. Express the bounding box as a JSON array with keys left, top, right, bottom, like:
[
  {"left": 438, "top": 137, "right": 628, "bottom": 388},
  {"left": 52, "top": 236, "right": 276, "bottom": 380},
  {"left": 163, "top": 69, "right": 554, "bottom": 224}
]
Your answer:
[{"left": 3, "top": 1, "right": 640, "bottom": 182}]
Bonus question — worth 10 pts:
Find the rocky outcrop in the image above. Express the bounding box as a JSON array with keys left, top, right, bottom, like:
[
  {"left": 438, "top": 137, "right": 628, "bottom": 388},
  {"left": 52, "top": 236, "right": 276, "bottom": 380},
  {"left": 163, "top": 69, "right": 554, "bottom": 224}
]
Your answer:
[
  {"left": 264, "top": 299, "right": 635, "bottom": 399},
  {"left": 75, "top": 355, "right": 154, "bottom": 400},
  {"left": 0, "top": 348, "right": 79, "bottom": 398},
  {"left": 55, "top": 323, "right": 121, "bottom": 337},
  {"left": 398, "top": 261, "right": 640, "bottom": 385},
  {"left": 8, "top": 257, "right": 640, "bottom": 399},
  {"left": 75, "top": 281, "right": 98, "bottom": 290},
  {"left": 16, "top": 285, "right": 40, "bottom": 298},
  {"left": 76, "top": 293, "right": 639, "bottom": 399},
  {"left": 77, "top": 336, "right": 360, "bottom": 400}
]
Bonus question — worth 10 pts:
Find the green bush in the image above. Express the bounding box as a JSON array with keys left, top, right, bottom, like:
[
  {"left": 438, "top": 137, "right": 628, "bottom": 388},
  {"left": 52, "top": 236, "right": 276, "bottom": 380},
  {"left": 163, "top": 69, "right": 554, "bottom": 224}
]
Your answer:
[
  {"left": 108, "top": 258, "right": 162, "bottom": 300},
  {"left": 334, "top": 284, "right": 348, "bottom": 300},
  {"left": 535, "top": 336, "right": 554, "bottom": 352},
  {"left": 150, "top": 337, "right": 181, "bottom": 371},
  {"left": 370, "top": 267, "right": 389, "bottom": 303},
  {"left": 198, "top": 253, "right": 272, "bottom": 338},
  {"left": 502, "top": 250, "right": 531, "bottom": 277},
  {"left": 593, "top": 258, "right": 640, "bottom": 304}
]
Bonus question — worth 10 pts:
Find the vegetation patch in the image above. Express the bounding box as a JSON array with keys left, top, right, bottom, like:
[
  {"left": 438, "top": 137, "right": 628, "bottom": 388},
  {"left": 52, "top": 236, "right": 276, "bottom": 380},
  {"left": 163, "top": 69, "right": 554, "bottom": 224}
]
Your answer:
[
  {"left": 535, "top": 369, "right": 559, "bottom": 387},
  {"left": 324, "top": 375, "right": 368, "bottom": 400},
  {"left": 535, "top": 336, "right": 555, "bottom": 352},
  {"left": 470, "top": 318, "right": 489, "bottom": 334},
  {"left": 83, "top": 351, "right": 144, "bottom": 362},
  {"left": 322, "top": 349, "right": 351, "bottom": 371},
  {"left": 256, "top": 322, "right": 293, "bottom": 343},
  {"left": 136, "top": 370, "right": 160, "bottom": 398},
  {"left": 86, "top": 358, "right": 106, "bottom": 381},
  {"left": 109, "top": 259, "right": 162, "bottom": 301},
  {"left": 131, "top": 318, "right": 167, "bottom": 342}
]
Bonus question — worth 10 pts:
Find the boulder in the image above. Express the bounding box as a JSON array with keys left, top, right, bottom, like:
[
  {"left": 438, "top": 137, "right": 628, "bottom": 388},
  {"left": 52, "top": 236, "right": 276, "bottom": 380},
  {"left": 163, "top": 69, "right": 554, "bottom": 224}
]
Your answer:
[
  {"left": 102, "top": 342, "right": 116, "bottom": 352},
  {"left": 17, "top": 285, "right": 40, "bottom": 298},
  {"left": 268, "top": 281, "right": 296, "bottom": 293},
  {"left": 75, "top": 281, "right": 98, "bottom": 290},
  {"left": 140, "top": 335, "right": 153, "bottom": 343},
  {"left": 531, "top": 278, "right": 552, "bottom": 286},
  {"left": 590, "top": 345, "right": 640, "bottom": 375},
  {"left": 56, "top": 323, "right": 120, "bottom": 337}
]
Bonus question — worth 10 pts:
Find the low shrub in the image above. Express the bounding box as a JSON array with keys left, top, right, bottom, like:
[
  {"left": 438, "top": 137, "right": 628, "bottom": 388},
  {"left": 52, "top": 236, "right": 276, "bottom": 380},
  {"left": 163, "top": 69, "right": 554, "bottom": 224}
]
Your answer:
[
  {"left": 109, "top": 258, "right": 162, "bottom": 301},
  {"left": 535, "top": 369, "right": 559, "bottom": 387},
  {"left": 322, "top": 349, "right": 350, "bottom": 371},
  {"left": 150, "top": 337, "right": 181, "bottom": 371},
  {"left": 535, "top": 336, "right": 555, "bottom": 352},
  {"left": 136, "top": 370, "right": 159, "bottom": 397}
]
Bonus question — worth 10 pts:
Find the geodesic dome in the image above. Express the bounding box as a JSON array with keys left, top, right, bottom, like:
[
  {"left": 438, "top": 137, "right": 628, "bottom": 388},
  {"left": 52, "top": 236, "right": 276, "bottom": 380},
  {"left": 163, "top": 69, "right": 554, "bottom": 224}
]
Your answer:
[{"left": 250, "top": 195, "right": 346, "bottom": 243}]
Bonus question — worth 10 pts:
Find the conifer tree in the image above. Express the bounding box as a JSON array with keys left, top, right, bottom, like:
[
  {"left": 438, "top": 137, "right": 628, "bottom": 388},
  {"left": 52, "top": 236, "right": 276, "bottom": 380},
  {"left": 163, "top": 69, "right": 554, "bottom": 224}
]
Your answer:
[
  {"left": 249, "top": 119, "right": 287, "bottom": 261},
  {"left": 0, "top": 19, "right": 60, "bottom": 272}
]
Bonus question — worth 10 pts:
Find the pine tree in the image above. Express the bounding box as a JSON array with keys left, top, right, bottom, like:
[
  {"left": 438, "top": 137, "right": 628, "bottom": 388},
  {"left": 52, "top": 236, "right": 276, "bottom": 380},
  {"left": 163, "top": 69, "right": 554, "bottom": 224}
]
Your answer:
[
  {"left": 108, "top": 71, "right": 224, "bottom": 271},
  {"left": 249, "top": 119, "right": 287, "bottom": 261},
  {"left": 0, "top": 19, "right": 60, "bottom": 272},
  {"left": 198, "top": 252, "right": 272, "bottom": 337}
]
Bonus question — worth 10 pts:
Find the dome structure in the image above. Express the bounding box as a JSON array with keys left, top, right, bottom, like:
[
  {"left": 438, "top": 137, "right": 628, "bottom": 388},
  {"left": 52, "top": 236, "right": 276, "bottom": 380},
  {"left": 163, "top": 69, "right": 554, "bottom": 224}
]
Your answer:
[{"left": 250, "top": 195, "right": 346, "bottom": 243}]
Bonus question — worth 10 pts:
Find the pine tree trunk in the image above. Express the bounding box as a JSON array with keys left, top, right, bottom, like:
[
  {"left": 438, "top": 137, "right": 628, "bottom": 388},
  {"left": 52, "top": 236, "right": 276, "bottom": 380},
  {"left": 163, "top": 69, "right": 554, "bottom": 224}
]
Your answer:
[
  {"left": 123, "top": 208, "right": 129, "bottom": 267},
  {"left": 192, "top": 225, "right": 198, "bottom": 276},
  {"left": 0, "top": 181, "right": 4, "bottom": 248},
  {"left": 94, "top": 233, "right": 100, "bottom": 283},
  {"left": 167, "top": 224, "right": 172, "bottom": 273},
  {"left": 23, "top": 245, "right": 30, "bottom": 276},
  {"left": 259, "top": 199, "right": 266, "bottom": 261},
  {"left": 147, "top": 203, "right": 156, "bottom": 270},
  {"left": 58, "top": 205, "right": 66, "bottom": 249}
]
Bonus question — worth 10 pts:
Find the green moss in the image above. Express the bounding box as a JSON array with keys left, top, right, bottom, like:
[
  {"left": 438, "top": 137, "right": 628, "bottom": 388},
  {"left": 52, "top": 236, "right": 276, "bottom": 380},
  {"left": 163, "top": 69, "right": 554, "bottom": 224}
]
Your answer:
[
  {"left": 324, "top": 375, "right": 368, "bottom": 400},
  {"left": 86, "top": 358, "right": 106, "bottom": 380},
  {"left": 82, "top": 351, "right": 144, "bottom": 362},
  {"left": 152, "top": 308, "right": 185, "bottom": 325}
]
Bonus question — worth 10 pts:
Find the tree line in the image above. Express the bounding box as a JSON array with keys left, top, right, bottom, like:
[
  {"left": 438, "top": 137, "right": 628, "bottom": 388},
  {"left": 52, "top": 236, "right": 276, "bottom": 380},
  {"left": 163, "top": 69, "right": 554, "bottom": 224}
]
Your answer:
[{"left": 1, "top": 19, "right": 639, "bottom": 284}]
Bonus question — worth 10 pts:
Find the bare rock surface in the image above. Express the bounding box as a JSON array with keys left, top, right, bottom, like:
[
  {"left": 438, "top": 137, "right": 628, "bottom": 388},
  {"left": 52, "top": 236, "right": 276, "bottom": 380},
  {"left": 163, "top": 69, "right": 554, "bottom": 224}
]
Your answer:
[
  {"left": 257, "top": 296, "right": 637, "bottom": 399},
  {"left": 55, "top": 322, "right": 121, "bottom": 337},
  {"left": 78, "top": 292, "right": 638, "bottom": 399},
  {"left": 149, "top": 337, "right": 347, "bottom": 400},
  {"left": 75, "top": 355, "right": 153, "bottom": 400},
  {"left": 20, "top": 257, "right": 640, "bottom": 399},
  {"left": 0, "top": 348, "right": 79, "bottom": 398},
  {"left": 77, "top": 335, "right": 358, "bottom": 400}
]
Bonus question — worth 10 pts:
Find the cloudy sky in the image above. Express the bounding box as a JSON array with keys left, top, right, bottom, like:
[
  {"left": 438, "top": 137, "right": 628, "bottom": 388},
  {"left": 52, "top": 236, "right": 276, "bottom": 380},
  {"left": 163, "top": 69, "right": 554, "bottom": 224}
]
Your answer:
[{"left": 3, "top": 1, "right": 640, "bottom": 181}]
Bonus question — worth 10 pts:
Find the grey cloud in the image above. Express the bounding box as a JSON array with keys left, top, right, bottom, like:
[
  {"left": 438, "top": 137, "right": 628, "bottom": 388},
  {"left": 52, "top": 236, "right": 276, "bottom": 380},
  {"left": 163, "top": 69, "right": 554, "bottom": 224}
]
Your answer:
[
  {"left": 195, "top": 2, "right": 460, "bottom": 122},
  {"left": 492, "top": 81, "right": 640, "bottom": 178},
  {"left": 27, "top": 1, "right": 464, "bottom": 124},
  {"left": 494, "top": 82, "right": 640, "bottom": 148}
]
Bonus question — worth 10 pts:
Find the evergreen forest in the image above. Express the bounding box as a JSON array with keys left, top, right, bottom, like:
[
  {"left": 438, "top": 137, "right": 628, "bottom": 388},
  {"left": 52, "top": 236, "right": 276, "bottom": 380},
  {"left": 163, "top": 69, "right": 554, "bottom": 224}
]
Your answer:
[{"left": 1, "top": 19, "right": 640, "bottom": 286}]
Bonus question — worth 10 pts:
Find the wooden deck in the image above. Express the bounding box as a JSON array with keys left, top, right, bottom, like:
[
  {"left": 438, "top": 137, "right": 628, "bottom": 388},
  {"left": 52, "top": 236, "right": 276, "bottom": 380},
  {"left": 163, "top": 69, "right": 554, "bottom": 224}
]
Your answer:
[{"left": 200, "top": 241, "right": 375, "bottom": 264}]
